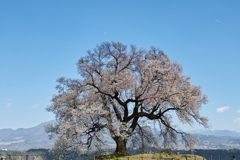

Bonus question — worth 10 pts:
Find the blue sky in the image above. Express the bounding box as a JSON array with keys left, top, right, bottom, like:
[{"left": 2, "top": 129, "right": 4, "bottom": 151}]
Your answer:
[{"left": 1, "top": 0, "right": 240, "bottom": 132}]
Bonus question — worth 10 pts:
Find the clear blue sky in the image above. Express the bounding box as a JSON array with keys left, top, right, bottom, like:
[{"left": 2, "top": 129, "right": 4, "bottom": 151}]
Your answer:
[{"left": 1, "top": 0, "right": 240, "bottom": 132}]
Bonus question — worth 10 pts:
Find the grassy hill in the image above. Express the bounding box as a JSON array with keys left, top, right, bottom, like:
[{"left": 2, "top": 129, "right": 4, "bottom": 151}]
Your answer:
[{"left": 90, "top": 151, "right": 206, "bottom": 160}]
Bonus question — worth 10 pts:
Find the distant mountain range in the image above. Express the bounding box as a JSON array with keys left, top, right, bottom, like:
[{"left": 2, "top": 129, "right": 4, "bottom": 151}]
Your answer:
[
  {"left": 187, "top": 129, "right": 240, "bottom": 137},
  {"left": 1, "top": 120, "right": 240, "bottom": 151},
  {"left": 0, "top": 120, "right": 55, "bottom": 151}
]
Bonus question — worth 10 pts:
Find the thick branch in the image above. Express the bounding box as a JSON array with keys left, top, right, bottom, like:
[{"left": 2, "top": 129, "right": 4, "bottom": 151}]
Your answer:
[{"left": 108, "top": 98, "right": 122, "bottom": 122}]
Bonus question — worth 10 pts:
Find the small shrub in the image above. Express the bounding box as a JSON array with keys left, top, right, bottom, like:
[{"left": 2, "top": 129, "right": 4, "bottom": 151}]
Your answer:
[{"left": 164, "top": 150, "right": 174, "bottom": 155}]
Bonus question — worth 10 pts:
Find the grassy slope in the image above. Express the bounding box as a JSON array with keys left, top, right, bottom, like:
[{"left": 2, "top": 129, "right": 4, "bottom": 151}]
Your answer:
[{"left": 92, "top": 151, "right": 206, "bottom": 160}]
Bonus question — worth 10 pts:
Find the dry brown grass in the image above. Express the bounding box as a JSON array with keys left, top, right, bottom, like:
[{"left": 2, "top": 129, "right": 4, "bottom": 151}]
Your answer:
[{"left": 108, "top": 152, "right": 206, "bottom": 160}]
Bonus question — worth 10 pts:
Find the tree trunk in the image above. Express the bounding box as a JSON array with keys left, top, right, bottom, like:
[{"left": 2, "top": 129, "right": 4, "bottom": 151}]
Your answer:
[{"left": 114, "top": 138, "right": 128, "bottom": 155}]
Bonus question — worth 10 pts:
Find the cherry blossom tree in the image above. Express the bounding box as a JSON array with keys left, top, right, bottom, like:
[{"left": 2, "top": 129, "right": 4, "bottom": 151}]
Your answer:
[{"left": 45, "top": 41, "right": 209, "bottom": 155}]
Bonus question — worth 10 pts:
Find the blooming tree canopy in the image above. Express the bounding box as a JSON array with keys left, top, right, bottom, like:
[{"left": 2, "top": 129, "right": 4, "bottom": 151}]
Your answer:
[{"left": 45, "top": 42, "right": 209, "bottom": 155}]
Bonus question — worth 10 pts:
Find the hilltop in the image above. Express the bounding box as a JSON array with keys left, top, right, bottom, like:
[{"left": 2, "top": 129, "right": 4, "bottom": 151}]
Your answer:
[{"left": 90, "top": 151, "right": 206, "bottom": 160}]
